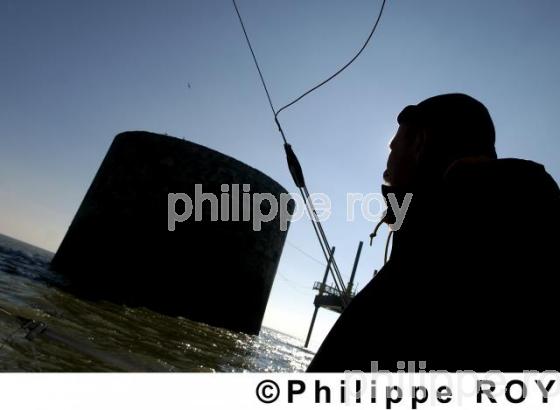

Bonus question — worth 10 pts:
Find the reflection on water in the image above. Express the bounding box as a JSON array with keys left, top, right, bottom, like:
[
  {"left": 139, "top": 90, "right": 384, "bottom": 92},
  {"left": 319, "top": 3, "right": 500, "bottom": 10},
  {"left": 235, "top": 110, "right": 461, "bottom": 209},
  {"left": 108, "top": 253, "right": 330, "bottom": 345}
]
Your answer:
[{"left": 0, "top": 234, "right": 313, "bottom": 372}]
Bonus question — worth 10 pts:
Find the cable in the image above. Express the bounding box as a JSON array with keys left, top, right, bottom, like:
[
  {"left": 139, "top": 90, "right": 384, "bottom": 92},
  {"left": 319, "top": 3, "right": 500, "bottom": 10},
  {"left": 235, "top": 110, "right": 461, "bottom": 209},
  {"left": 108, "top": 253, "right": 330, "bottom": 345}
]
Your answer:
[
  {"left": 232, "top": 0, "right": 387, "bottom": 136},
  {"left": 232, "top": 0, "right": 287, "bottom": 144},
  {"left": 233, "top": 0, "right": 346, "bottom": 295},
  {"left": 384, "top": 230, "right": 393, "bottom": 264},
  {"left": 369, "top": 217, "right": 386, "bottom": 246},
  {"left": 302, "top": 185, "right": 347, "bottom": 297},
  {"left": 277, "top": 272, "right": 315, "bottom": 295},
  {"left": 275, "top": 0, "right": 387, "bottom": 117},
  {"left": 232, "top": 0, "right": 387, "bottom": 306},
  {"left": 286, "top": 240, "right": 326, "bottom": 267},
  {"left": 298, "top": 185, "right": 345, "bottom": 295}
]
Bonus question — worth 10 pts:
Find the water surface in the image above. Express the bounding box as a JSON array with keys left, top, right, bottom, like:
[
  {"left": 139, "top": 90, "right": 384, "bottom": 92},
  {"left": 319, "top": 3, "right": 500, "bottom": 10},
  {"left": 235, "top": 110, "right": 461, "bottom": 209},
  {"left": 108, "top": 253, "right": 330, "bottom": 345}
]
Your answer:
[{"left": 0, "top": 234, "right": 313, "bottom": 372}]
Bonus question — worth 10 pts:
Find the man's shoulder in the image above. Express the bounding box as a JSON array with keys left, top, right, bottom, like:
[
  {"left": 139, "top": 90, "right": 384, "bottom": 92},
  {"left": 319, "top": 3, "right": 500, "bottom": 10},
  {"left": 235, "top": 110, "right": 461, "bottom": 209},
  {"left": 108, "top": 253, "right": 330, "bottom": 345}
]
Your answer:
[
  {"left": 441, "top": 157, "right": 559, "bottom": 227},
  {"left": 444, "top": 157, "right": 559, "bottom": 197}
]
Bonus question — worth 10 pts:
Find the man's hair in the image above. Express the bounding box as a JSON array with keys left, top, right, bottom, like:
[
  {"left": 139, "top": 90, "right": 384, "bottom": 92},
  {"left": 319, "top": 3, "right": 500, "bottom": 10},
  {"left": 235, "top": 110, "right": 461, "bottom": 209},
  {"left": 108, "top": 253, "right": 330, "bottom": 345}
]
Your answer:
[{"left": 397, "top": 94, "right": 497, "bottom": 168}]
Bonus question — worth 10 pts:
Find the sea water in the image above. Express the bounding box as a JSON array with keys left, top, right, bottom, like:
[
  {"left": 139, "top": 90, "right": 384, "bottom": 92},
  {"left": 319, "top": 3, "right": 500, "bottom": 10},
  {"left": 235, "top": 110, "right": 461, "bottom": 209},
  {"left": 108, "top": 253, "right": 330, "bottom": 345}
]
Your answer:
[{"left": 0, "top": 234, "right": 313, "bottom": 372}]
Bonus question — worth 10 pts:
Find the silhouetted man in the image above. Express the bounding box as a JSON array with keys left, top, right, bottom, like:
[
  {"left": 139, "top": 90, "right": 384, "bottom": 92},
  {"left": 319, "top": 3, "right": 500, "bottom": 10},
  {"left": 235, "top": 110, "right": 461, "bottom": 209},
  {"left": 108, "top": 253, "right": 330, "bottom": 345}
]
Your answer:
[{"left": 308, "top": 93, "right": 560, "bottom": 372}]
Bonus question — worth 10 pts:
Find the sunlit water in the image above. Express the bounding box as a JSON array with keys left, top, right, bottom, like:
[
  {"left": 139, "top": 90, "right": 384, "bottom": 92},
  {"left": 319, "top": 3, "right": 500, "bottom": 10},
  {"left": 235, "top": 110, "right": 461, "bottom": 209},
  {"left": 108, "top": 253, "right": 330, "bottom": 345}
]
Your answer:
[{"left": 0, "top": 234, "right": 313, "bottom": 372}]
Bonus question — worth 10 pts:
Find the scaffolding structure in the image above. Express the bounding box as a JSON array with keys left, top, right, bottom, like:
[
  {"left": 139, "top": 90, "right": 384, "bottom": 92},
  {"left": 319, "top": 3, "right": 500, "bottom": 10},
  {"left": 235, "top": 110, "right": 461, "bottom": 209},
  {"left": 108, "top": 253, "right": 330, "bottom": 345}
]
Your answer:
[{"left": 304, "top": 241, "right": 363, "bottom": 348}]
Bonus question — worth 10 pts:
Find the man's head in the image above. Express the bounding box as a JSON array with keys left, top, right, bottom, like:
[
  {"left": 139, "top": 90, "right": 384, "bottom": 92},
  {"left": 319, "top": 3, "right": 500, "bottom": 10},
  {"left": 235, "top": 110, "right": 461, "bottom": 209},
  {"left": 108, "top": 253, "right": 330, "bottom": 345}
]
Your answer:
[{"left": 384, "top": 93, "right": 497, "bottom": 188}]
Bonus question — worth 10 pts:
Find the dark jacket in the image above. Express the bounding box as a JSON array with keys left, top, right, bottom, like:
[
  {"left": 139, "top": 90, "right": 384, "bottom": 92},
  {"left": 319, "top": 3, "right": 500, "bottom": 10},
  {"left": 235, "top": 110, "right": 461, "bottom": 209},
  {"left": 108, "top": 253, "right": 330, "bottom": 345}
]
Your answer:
[{"left": 307, "top": 158, "right": 560, "bottom": 372}]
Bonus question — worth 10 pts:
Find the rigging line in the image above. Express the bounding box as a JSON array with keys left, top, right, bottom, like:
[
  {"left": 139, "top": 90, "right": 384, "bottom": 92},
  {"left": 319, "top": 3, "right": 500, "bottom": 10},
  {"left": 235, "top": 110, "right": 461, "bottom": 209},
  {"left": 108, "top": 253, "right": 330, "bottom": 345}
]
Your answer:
[
  {"left": 297, "top": 187, "right": 336, "bottom": 278},
  {"left": 232, "top": 0, "right": 288, "bottom": 144},
  {"left": 297, "top": 185, "right": 343, "bottom": 294},
  {"left": 275, "top": 0, "right": 387, "bottom": 117},
  {"left": 232, "top": 0, "right": 345, "bottom": 293},
  {"left": 302, "top": 203, "right": 350, "bottom": 307},
  {"left": 232, "top": 0, "right": 384, "bottom": 306},
  {"left": 286, "top": 240, "right": 326, "bottom": 267},
  {"left": 298, "top": 186, "right": 347, "bottom": 301},
  {"left": 277, "top": 272, "right": 315, "bottom": 293},
  {"left": 302, "top": 186, "right": 346, "bottom": 292},
  {"left": 384, "top": 230, "right": 393, "bottom": 264}
]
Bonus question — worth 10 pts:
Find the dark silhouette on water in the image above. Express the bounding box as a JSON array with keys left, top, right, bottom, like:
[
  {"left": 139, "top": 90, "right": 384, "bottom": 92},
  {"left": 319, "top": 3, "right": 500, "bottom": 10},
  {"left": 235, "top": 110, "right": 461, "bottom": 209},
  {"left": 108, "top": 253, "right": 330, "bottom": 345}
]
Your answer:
[
  {"left": 308, "top": 93, "right": 560, "bottom": 372},
  {"left": 51, "top": 132, "right": 292, "bottom": 335}
]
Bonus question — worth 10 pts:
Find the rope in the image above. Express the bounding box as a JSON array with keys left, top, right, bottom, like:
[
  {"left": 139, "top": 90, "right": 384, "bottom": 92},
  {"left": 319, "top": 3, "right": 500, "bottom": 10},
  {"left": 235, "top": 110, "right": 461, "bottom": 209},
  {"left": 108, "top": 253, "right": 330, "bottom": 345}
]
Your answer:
[
  {"left": 275, "top": 0, "right": 387, "bottom": 117},
  {"left": 232, "top": 0, "right": 388, "bottom": 304},
  {"left": 286, "top": 240, "right": 326, "bottom": 267},
  {"left": 232, "top": 0, "right": 287, "bottom": 143},
  {"left": 384, "top": 230, "right": 393, "bottom": 264}
]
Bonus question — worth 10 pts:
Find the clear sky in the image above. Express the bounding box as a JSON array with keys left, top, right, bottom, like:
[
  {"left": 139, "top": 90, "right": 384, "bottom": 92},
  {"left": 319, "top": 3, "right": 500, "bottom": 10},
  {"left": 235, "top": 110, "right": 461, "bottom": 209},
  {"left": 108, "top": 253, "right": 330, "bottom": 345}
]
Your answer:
[{"left": 1, "top": 0, "right": 559, "bottom": 350}]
